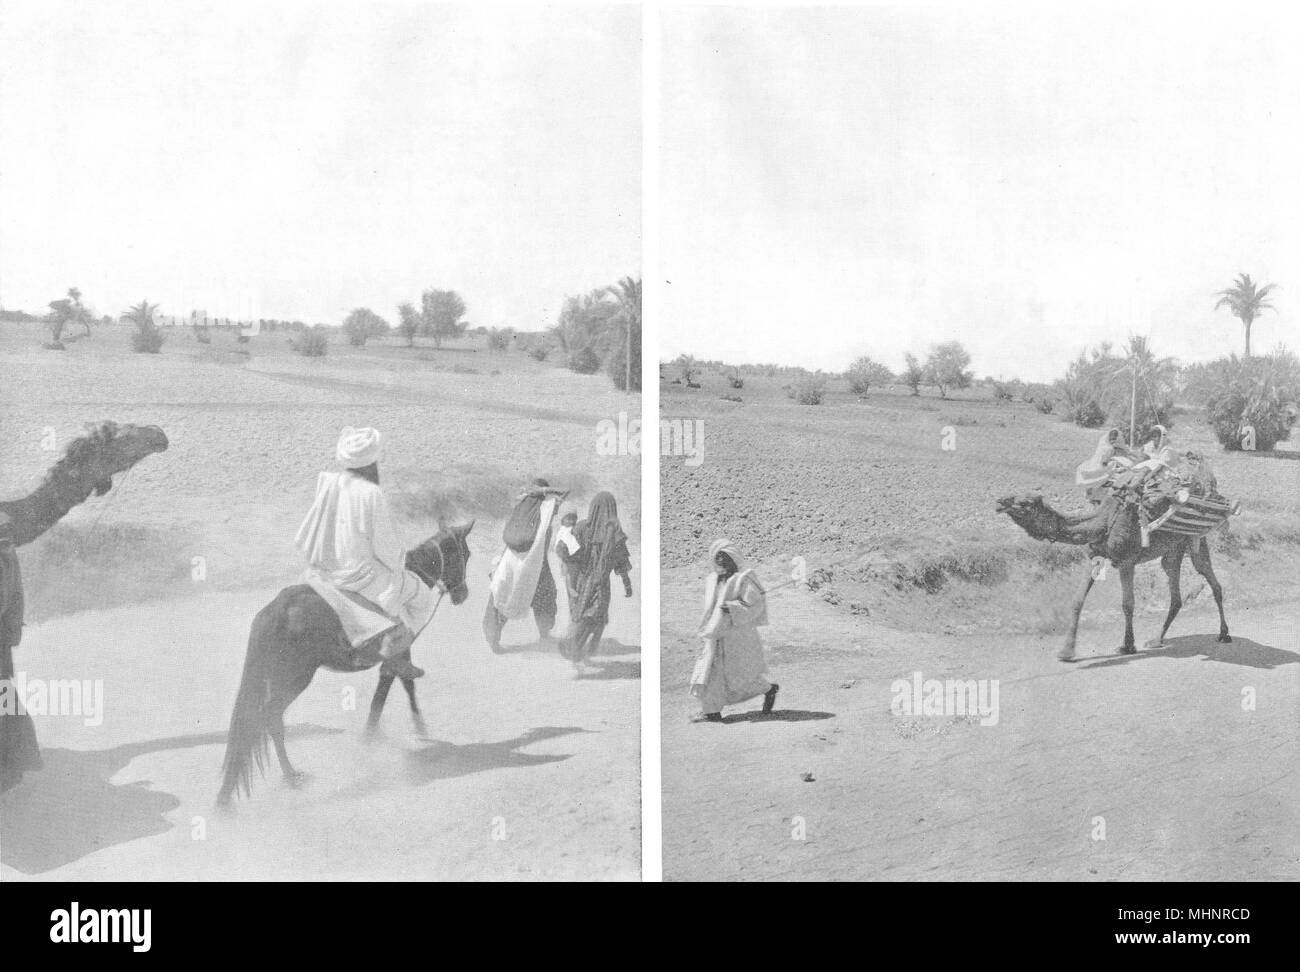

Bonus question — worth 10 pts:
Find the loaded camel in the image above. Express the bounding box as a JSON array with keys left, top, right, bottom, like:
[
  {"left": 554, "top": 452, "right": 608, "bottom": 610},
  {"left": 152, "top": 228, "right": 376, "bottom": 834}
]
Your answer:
[
  {"left": 996, "top": 485, "right": 1231, "bottom": 661},
  {"left": 1, "top": 421, "right": 170, "bottom": 791}
]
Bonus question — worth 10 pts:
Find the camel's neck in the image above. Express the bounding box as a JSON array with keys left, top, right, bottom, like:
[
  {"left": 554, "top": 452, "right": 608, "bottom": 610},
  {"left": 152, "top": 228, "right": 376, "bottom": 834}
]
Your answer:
[
  {"left": 0, "top": 473, "right": 98, "bottom": 547},
  {"left": 1017, "top": 503, "right": 1112, "bottom": 545}
]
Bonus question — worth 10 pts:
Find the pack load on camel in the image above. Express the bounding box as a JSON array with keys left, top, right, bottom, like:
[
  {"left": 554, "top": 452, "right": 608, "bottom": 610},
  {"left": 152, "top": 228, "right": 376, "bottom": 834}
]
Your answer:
[{"left": 1110, "top": 450, "right": 1238, "bottom": 547}]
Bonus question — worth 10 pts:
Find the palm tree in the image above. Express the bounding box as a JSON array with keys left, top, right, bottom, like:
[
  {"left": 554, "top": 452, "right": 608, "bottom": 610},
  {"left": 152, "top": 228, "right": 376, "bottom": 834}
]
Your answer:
[
  {"left": 608, "top": 276, "right": 641, "bottom": 392},
  {"left": 1112, "top": 335, "right": 1177, "bottom": 445},
  {"left": 121, "top": 299, "right": 158, "bottom": 328},
  {"left": 1215, "top": 273, "right": 1276, "bottom": 358}
]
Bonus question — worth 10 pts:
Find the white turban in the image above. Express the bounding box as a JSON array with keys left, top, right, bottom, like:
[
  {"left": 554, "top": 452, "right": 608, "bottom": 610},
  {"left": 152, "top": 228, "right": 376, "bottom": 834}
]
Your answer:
[{"left": 336, "top": 426, "right": 382, "bottom": 468}]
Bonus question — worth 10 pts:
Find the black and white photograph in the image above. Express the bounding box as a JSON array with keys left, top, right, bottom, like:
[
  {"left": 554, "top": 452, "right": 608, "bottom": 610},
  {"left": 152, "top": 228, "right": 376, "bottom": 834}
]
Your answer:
[
  {"left": 658, "top": 4, "right": 1298, "bottom": 882},
  {"left": 1, "top": 1, "right": 642, "bottom": 881}
]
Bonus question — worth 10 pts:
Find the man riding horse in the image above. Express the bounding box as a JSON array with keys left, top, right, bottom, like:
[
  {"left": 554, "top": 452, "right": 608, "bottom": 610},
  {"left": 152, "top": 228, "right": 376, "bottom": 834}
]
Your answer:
[{"left": 294, "top": 426, "right": 435, "bottom": 680}]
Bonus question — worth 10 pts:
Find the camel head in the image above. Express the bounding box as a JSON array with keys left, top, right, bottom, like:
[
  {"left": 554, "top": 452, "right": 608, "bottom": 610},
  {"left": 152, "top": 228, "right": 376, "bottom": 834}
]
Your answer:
[
  {"left": 996, "top": 493, "right": 1063, "bottom": 540},
  {"left": 62, "top": 421, "right": 169, "bottom": 495}
]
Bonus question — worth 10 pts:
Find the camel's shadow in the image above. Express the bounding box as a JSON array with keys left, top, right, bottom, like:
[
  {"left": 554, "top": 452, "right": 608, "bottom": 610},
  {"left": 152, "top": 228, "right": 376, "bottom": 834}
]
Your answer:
[
  {"left": 402, "top": 726, "right": 589, "bottom": 785},
  {"left": 0, "top": 725, "right": 338, "bottom": 876},
  {"left": 1080, "top": 634, "right": 1297, "bottom": 671},
  {"left": 722, "top": 709, "right": 836, "bottom": 724}
]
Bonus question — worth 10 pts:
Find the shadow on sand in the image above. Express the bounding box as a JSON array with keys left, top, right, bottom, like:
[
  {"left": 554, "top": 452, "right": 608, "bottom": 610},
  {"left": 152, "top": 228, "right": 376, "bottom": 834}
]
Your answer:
[
  {"left": 575, "top": 655, "right": 641, "bottom": 681},
  {"left": 494, "top": 637, "right": 640, "bottom": 660},
  {"left": 0, "top": 724, "right": 339, "bottom": 875},
  {"left": 1080, "top": 634, "right": 1298, "bottom": 671},
  {"left": 721, "top": 709, "right": 835, "bottom": 724},
  {"left": 403, "top": 726, "right": 590, "bottom": 785}
]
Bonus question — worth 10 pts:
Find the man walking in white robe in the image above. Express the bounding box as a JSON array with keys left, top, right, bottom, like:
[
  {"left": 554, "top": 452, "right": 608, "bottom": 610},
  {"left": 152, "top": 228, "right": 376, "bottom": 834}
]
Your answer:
[{"left": 295, "top": 427, "right": 435, "bottom": 680}]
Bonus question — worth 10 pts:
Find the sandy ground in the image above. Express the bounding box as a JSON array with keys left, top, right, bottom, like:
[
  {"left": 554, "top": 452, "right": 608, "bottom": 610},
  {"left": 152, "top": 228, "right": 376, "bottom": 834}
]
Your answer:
[
  {"left": 661, "top": 572, "right": 1299, "bottom": 881},
  {"left": 1, "top": 570, "right": 640, "bottom": 881},
  {"left": 2, "top": 325, "right": 641, "bottom": 881}
]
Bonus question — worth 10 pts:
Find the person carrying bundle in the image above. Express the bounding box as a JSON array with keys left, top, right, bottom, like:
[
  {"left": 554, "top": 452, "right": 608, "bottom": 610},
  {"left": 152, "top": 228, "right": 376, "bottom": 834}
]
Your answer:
[{"left": 483, "top": 478, "right": 565, "bottom": 652}]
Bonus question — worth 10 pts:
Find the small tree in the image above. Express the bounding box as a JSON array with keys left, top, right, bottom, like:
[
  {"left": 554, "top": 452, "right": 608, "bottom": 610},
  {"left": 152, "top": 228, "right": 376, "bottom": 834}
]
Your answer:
[
  {"left": 397, "top": 302, "right": 420, "bottom": 347},
  {"left": 923, "top": 342, "right": 973, "bottom": 399},
  {"left": 847, "top": 355, "right": 893, "bottom": 395},
  {"left": 902, "top": 353, "right": 924, "bottom": 396},
  {"left": 342, "top": 308, "right": 389, "bottom": 347},
  {"left": 421, "top": 289, "right": 467, "bottom": 348},
  {"left": 122, "top": 300, "right": 165, "bottom": 353}
]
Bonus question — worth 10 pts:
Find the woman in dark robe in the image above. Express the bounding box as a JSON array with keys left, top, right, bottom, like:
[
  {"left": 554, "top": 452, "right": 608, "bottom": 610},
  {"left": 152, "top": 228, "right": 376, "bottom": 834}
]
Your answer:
[{"left": 559, "top": 492, "right": 632, "bottom": 665}]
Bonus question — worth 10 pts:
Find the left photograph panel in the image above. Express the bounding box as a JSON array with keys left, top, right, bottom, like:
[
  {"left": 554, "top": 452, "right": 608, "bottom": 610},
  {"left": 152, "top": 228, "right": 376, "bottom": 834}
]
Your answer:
[{"left": 0, "top": 1, "right": 642, "bottom": 881}]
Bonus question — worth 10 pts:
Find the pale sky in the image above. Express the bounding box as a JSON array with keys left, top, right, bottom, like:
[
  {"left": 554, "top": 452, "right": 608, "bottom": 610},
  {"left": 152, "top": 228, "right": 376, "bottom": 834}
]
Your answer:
[
  {"left": 660, "top": 5, "right": 1300, "bottom": 382},
  {"left": 0, "top": 1, "right": 639, "bottom": 330}
]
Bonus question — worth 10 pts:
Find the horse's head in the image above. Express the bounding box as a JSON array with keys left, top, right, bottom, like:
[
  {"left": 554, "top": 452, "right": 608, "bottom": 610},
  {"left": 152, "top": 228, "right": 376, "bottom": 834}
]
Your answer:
[{"left": 408, "top": 520, "right": 474, "bottom": 606}]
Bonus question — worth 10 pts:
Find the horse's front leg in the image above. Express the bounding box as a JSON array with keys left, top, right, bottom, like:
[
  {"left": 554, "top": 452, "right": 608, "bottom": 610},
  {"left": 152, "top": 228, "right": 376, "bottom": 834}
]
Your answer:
[
  {"left": 401, "top": 677, "right": 428, "bottom": 738},
  {"left": 366, "top": 673, "right": 397, "bottom": 734}
]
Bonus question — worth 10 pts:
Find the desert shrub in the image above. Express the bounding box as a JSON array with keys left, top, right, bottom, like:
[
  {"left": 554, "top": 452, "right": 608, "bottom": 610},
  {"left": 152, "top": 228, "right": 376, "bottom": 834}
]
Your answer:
[
  {"left": 567, "top": 345, "right": 600, "bottom": 374},
  {"left": 1062, "top": 397, "right": 1106, "bottom": 427},
  {"left": 130, "top": 322, "right": 165, "bottom": 353},
  {"left": 847, "top": 355, "right": 893, "bottom": 395},
  {"left": 487, "top": 326, "right": 515, "bottom": 352},
  {"left": 1022, "top": 381, "right": 1052, "bottom": 404},
  {"left": 890, "top": 546, "right": 1010, "bottom": 593},
  {"left": 796, "top": 377, "right": 825, "bottom": 405},
  {"left": 1203, "top": 351, "right": 1300, "bottom": 451},
  {"left": 295, "top": 328, "right": 329, "bottom": 357},
  {"left": 529, "top": 344, "right": 551, "bottom": 362},
  {"left": 728, "top": 372, "right": 745, "bottom": 389}
]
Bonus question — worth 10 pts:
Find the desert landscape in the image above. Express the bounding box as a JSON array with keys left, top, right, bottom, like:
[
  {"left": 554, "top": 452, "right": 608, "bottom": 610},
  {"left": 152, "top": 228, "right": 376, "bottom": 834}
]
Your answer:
[
  {"left": 660, "top": 368, "right": 1300, "bottom": 881},
  {"left": 1, "top": 321, "right": 641, "bottom": 880}
]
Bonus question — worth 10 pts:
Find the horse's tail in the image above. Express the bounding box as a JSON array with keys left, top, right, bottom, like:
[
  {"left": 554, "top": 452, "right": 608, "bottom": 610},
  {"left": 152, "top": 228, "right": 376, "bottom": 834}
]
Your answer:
[{"left": 217, "top": 607, "right": 276, "bottom": 804}]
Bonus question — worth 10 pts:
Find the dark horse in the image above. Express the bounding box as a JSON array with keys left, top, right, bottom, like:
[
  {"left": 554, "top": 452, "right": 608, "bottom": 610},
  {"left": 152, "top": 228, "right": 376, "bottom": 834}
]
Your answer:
[{"left": 217, "top": 522, "right": 473, "bottom": 804}]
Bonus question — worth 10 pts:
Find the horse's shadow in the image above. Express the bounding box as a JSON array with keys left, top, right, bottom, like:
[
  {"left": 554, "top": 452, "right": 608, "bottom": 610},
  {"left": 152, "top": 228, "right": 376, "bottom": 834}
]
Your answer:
[
  {"left": 403, "top": 726, "right": 590, "bottom": 785},
  {"left": 1080, "top": 634, "right": 1297, "bottom": 671},
  {"left": 0, "top": 725, "right": 338, "bottom": 876}
]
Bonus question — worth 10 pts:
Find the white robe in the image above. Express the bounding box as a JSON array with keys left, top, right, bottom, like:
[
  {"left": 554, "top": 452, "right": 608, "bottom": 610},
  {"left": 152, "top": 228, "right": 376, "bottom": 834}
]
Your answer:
[
  {"left": 488, "top": 497, "right": 559, "bottom": 619},
  {"left": 295, "top": 471, "right": 436, "bottom": 645},
  {"left": 690, "top": 569, "right": 771, "bottom": 714}
]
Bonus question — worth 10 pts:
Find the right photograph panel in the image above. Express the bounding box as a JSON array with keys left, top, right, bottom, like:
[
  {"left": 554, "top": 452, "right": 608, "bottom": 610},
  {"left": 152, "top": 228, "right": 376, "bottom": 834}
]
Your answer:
[{"left": 659, "top": 5, "right": 1300, "bottom": 881}]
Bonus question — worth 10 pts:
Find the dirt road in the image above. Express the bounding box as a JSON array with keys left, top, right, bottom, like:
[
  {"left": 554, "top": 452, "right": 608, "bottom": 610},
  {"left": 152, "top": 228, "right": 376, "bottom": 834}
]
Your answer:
[
  {"left": 662, "top": 579, "right": 1299, "bottom": 881},
  {"left": 2, "top": 571, "right": 640, "bottom": 881}
]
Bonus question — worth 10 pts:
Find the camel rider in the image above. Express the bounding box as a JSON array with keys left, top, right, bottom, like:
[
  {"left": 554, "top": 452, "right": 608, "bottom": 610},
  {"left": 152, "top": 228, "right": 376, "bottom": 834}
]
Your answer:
[
  {"left": 294, "top": 427, "right": 435, "bottom": 680},
  {"left": 1075, "top": 428, "right": 1138, "bottom": 489},
  {"left": 1128, "top": 424, "right": 1175, "bottom": 488}
]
